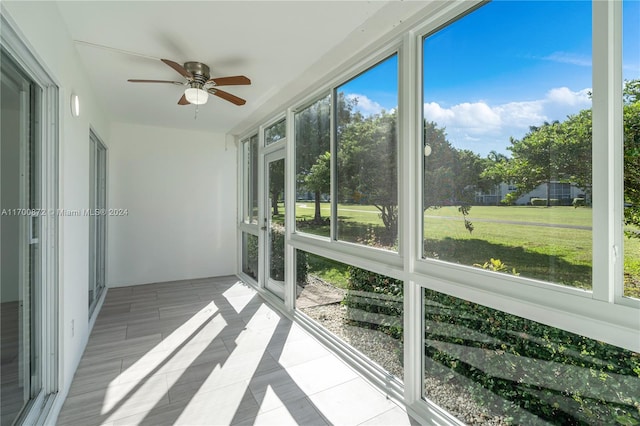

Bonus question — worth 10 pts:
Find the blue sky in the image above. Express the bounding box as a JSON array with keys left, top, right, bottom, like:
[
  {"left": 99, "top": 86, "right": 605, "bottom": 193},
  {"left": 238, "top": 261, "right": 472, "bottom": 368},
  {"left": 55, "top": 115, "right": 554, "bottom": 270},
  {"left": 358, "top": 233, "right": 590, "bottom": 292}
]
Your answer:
[{"left": 339, "top": 0, "right": 640, "bottom": 157}]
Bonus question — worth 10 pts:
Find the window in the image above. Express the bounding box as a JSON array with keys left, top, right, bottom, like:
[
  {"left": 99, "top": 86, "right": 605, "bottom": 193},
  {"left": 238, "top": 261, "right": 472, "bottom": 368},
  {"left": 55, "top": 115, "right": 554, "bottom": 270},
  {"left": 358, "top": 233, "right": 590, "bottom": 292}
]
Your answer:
[
  {"left": 422, "top": 287, "right": 640, "bottom": 424},
  {"left": 296, "top": 250, "right": 403, "bottom": 380},
  {"left": 336, "top": 54, "right": 399, "bottom": 250},
  {"left": 548, "top": 182, "right": 571, "bottom": 204},
  {"left": 422, "top": 1, "right": 593, "bottom": 290},
  {"left": 265, "top": 118, "right": 286, "bottom": 145},
  {"left": 294, "top": 95, "right": 331, "bottom": 237},
  {"left": 235, "top": 2, "right": 637, "bottom": 424},
  {"left": 243, "top": 134, "right": 258, "bottom": 224},
  {"left": 89, "top": 130, "right": 107, "bottom": 314},
  {"left": 623, "top": 0, "right": 640, "bottom": 299},
  {"left": 242, "top": 232, "right": 258, "bottom": 280}
]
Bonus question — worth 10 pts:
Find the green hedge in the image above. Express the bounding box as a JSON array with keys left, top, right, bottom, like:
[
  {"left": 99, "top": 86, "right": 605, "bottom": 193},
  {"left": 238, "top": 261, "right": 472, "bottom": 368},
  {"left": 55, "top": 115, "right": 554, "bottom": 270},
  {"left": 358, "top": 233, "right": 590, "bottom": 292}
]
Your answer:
[
  {"left": 531, "top": 197, "right": 560, "bottom": 206},
  {"left": 246, "top": 226, "right": 308, "bottom": 283},
  {"left": 573, "top": 197, "right": 587, "bottom": 207},
  {"left": 341, "top": 266, "right": 640, "bottom": 425},
  {"left": 343, "top": 266, "right": 403, "bottom": 339},
  {"left": 423, "top": 288, "right": 640, "bottom": 425}
]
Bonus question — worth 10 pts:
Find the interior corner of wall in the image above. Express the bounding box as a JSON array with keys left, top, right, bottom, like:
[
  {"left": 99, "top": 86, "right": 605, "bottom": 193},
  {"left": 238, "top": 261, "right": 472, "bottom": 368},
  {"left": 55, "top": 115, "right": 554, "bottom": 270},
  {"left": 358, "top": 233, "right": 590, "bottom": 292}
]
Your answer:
[{"left": 225, "top": 133, "right": 237, "bottom": 151}]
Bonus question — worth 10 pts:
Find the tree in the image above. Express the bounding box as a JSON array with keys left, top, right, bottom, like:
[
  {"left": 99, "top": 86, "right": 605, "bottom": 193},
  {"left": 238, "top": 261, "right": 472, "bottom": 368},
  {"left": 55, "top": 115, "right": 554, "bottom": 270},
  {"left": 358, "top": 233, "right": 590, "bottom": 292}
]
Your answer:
[
  {"left": 505, "top": 121, "right": 569, "bottom": 205},
  {"left": 423, "top": 120, "right": 486, "bottom": 232},
  {"left": 337, "top": 108, "right": 399, "bottom": 241},
  {"left": 624, "top": 79, "right": 640, "bottom": 237},
  {"left": 269, "top": 159, "right": 284, "bottom": 216},
  {"left": 485, "top": 117, "right": 592, "bottom": 206},
  {"left": 486, "top": 79, "right": 638, "bottom": 215},
  {"left": 303, "top": 151, "right": 331, "bottom": 221},
  {"left": 295, "top": 96, "right": 331, "bottom": 224}
]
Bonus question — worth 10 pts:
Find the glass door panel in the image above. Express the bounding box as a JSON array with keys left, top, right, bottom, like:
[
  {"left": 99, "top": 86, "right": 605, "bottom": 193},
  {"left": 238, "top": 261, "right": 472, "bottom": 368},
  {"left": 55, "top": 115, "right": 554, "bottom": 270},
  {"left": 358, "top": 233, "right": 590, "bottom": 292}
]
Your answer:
[
  {"left": 89, "top": 131, "right": 106, "bottom": 314},
  {"left": 1, "top": 49, "right": 42, "bottom": 426},
  {"left": 264, "top": 152, "right": 285, "bottom": 300}
]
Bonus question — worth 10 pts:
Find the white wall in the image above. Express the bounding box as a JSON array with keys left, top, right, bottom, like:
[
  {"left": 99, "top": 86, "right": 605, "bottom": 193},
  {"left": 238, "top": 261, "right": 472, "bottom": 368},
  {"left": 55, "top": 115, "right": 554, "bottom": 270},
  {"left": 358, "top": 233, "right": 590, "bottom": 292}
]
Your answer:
[
  {"left": 108, "top": 122, "right": 237, "bottom": 287},
  {"left": 2, "top": 1, "right": 111, "bottom": 422},
  {"left": 2, "top": 4, "right": 236, "bottom": 422}
]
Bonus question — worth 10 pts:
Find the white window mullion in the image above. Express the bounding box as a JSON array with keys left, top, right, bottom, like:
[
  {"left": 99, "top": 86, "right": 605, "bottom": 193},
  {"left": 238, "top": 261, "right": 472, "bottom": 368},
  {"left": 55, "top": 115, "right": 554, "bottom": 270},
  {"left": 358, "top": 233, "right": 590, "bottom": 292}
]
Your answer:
[
  {"left": 592, "top": 0, "right": 623, "bottom": 302},
  {"left": 236, "top": 136, "right": 243, "bottom": 277},
  {"left": 257, "top": 127, "right": 266, "bottom": 291},
  {"left": 285, "top": 109, "right": 296, "bottom": 311},
  {"left": 330, "top": 90, "right": 338, "bottom": 242},
  {"left": 399, "top": 29, "right": 421, "bottom": 407}
]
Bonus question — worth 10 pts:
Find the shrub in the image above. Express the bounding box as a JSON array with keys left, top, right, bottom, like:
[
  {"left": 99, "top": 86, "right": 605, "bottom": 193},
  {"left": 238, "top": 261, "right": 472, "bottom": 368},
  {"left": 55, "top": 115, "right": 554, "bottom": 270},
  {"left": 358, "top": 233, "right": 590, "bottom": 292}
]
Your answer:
[
  {"left": 572, "top": 197, "right": 586, "bottom": 207},
  {"left": 245, "top": 234, "right": 259, "bottom": 278},
  {"left": 341, "top": 263, "right": 639, "bottom": 424},
  {"left": 501, "top": 192, "right": 518, "bottom": 206},
  {"left": 424, "top": 288, "right": 640, "bottom": 425},
  {"left": 473, "top": 258, "right": 519, "bottom": 276},
  {"left": 343, "top": 266, "right": 403, "bottom": 339},
  {"left": 531, "top": 197, "right": 560, "bottom": 206},
  {"left": 262, "top": 224, "right": 308, "bottom": 283}
]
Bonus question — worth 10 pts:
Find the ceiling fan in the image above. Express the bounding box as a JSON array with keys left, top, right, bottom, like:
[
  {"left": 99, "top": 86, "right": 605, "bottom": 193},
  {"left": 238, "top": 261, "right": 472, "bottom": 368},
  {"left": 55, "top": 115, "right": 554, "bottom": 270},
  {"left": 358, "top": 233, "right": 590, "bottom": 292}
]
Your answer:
[{"left": 128, "top": 59, "right": 250, "bottom": 106}]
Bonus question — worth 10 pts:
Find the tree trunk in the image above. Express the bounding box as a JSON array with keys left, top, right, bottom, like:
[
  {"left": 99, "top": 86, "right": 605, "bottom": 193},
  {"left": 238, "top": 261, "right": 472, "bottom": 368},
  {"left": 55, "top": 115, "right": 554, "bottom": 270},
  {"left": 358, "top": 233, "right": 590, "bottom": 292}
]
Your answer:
[
  {"left": 313, "top": 190, "right": 322, "bottom": 224},
  {"left": 377, "top": 204, "right": 398, "bottom": 243},
  {"left": 272, "top": 192, "right": 279, "bottom": 215},
  {"left": 546, "top": 179, "right": 551, "bottom": 207}
]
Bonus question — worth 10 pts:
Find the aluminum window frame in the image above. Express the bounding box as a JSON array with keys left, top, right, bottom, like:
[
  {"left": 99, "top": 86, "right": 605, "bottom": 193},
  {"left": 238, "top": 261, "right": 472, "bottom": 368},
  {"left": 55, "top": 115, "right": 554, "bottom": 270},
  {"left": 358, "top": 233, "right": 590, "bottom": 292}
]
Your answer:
[{"left": 235, "top": 0, "right": 637, "bottom": 423}]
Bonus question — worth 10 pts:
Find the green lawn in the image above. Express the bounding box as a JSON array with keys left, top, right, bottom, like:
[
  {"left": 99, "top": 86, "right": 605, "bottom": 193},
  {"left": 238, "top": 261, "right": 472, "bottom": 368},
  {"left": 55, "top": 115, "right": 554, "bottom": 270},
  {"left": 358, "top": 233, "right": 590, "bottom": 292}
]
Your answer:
[
  {"left": 426, "top": 205, "right": 592, "bottom": 227},
  {"left": 293, "top": 202, "right": 640, "bottom": 296}
]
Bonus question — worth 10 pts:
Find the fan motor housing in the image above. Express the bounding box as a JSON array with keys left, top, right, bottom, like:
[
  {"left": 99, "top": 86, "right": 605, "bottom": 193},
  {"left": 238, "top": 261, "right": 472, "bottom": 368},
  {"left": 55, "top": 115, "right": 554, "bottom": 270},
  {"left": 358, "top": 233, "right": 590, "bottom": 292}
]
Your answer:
[{"left": 184, "top": 62, "right": 210, "bottom": 85}]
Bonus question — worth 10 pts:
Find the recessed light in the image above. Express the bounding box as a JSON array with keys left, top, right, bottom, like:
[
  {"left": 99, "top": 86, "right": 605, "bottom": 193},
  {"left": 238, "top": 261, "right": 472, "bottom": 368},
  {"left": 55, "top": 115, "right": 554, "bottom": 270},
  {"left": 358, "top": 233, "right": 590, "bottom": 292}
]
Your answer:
[{"left": 71, "top": 93, "right": 80, "bottom": 117}]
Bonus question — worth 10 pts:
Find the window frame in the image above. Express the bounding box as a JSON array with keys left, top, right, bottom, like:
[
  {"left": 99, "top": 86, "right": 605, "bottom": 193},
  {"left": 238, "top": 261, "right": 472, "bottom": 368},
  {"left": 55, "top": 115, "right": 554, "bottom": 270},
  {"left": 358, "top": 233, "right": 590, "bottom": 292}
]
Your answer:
[
  {"left": 287, "top": 43, "right": 405, "bottom": 268},
  {"left": 292, "top": 92, "right": 332, "bottom": 241},
  {"left": 412, "top": 0, "right": 637, "bottom": 341},
  {"left": 1, "top": 11, "right": 60, "bottom": 425},
  {"left": 237, "top": 131, "right": 259, "bottom": 286},
  {"left": 234, "top": 0, "right": 638, "bottom": 423},
  {"left": 332, "top": 51, "right": 401, "bottom": 252},
  {"left": 88, "top": 128, "right": 107, "bottom": 316}
]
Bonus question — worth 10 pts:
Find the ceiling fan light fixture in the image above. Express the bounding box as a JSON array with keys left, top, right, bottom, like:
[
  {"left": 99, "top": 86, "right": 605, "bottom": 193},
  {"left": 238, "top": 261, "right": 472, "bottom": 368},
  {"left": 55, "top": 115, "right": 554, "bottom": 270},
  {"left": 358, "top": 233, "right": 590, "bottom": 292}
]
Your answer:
[{"left": 184, "top": 87, "right": 208, "bottom": 105}]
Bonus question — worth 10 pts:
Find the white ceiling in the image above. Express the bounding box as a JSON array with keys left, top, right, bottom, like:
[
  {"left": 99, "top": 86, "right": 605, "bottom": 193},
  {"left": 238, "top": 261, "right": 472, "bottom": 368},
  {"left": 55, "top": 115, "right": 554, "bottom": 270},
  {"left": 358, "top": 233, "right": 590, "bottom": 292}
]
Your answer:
[{"left": 55, "top": 1, "right": 430, "bottom": 135}]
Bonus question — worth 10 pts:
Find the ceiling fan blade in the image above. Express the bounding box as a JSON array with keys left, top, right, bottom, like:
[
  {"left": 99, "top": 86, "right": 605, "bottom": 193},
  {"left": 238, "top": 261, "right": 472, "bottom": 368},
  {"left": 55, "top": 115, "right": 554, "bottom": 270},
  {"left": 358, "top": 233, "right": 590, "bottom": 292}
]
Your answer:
[
  {"left": 161, "top": 59, "right": 193, "bottom": 79},
  {"left": 208, "top": 88, "right": 246, "bottom": 106},
  {"left": 207, "top": 76, "right": 251, "bottom": 86},
  {"left": 128, "top": 79, "right": 184, "bottom": 85},
  {"left": 178, "top": 94, "right": 190, "bottom": 105}
]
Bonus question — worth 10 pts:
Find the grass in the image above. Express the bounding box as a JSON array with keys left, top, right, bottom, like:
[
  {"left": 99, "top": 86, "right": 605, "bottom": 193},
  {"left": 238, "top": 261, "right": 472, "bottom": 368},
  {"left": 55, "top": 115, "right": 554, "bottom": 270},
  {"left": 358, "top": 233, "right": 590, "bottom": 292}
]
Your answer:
[
  {"left": 293, "top": 202, "right": 640, "bottom": 296},
  {"left": 424, "top": 211, "right": 593, "bottom": 289},
  {"left": 306, "top": 253, "right": 350, "bottom": 289},
  {"left": 427, "top": 205, "right": 592, "bottom": 227},
  {"left": 624, "top": 239, "right": 640, "bottom": 298}
]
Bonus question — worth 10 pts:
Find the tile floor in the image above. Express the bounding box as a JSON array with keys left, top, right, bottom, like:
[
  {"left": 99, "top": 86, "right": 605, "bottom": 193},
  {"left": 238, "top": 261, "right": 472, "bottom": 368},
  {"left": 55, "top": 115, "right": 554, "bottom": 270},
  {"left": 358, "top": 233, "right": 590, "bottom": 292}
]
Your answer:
[{"left": 57, "top": 276, "right": 420, "bottom": 426}]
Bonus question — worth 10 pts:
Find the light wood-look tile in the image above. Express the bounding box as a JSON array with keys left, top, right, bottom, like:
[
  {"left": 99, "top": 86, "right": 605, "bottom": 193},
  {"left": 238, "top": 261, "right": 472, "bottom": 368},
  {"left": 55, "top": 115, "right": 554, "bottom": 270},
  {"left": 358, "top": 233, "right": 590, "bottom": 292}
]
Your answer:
[{"left": 58, "top": 276, "right": 418, "bottom": 426}]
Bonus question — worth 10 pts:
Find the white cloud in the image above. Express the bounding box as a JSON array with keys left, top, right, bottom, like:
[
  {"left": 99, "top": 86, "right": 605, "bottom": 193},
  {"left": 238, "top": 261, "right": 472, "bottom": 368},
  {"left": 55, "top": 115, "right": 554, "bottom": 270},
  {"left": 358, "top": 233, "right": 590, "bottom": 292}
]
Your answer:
[
  {"left": 424, "top": 86, "right": 591, "bottom": 138},
  {"left": 424, "top": 101, "right": 501, "bottom": 134},
  {"left": 423, "top": 86, "right": 593, "bottom": 155},
  {"left": 346, "top": 93, "right": 384, "bottom": 116},
  {"left": 543, "top": 52, "right": 592, "bottom": 67},
  {"left": 545, "top": 87, "right": 591, "bottom": 107},
  {"left": 494, "top": 100, "right": 546, "bottom": 128}
]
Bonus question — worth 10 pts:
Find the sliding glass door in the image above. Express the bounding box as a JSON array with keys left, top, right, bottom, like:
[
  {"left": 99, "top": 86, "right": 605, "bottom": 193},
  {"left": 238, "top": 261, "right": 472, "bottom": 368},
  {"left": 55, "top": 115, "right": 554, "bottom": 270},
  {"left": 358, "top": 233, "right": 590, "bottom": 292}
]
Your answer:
[
  {"left": 264, "top": 150, "right": 286, "bottom": 300},
  {"left": 0, "top": 49, "right": 43, "bottom": 426},
  {"left": 89, "top": 130, "right": 107, "bottom": 314}
]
